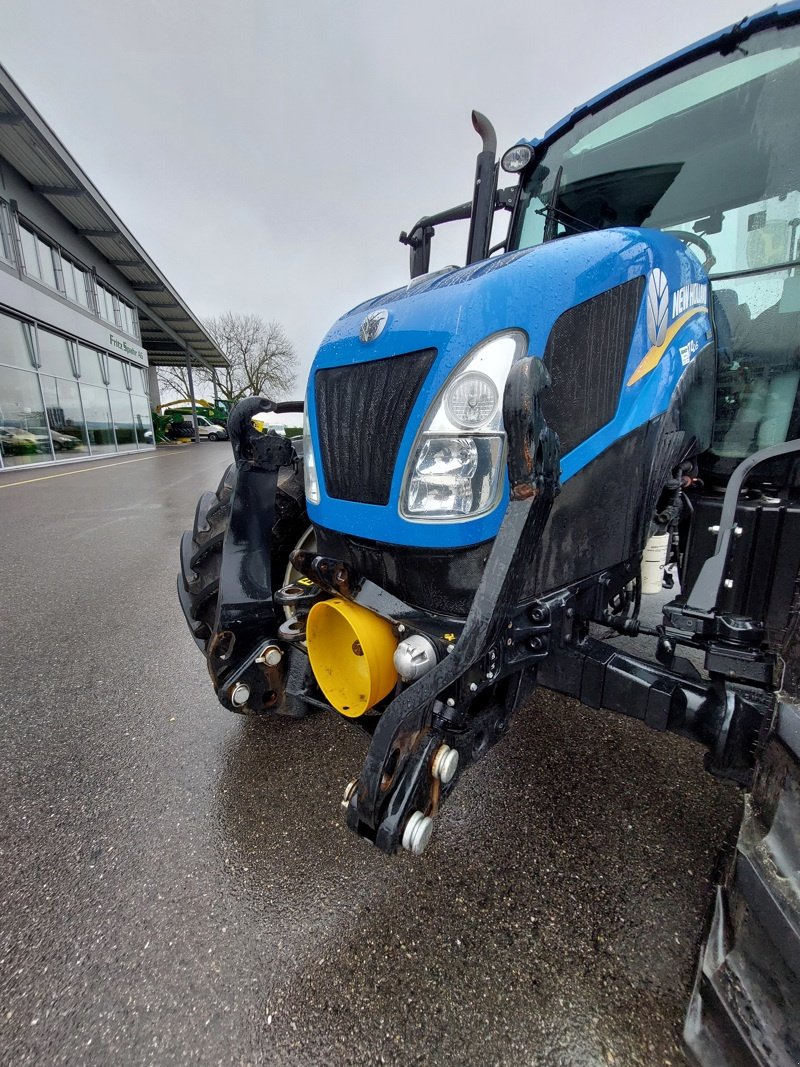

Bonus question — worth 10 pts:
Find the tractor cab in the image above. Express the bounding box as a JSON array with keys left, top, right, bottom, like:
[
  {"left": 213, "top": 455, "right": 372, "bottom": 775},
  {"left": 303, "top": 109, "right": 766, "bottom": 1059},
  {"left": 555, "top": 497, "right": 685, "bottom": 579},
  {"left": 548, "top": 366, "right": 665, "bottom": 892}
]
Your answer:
[{"left": 504, "top": 17, "right": 800, "bottom": 494}]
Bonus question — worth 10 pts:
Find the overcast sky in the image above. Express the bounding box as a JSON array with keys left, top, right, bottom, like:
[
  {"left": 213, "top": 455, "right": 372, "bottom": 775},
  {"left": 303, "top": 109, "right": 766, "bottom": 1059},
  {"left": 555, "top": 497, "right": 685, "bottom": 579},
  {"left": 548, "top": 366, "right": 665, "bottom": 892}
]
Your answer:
[{"left": 4, "top": 0, "right": 757, "bottom": 396}]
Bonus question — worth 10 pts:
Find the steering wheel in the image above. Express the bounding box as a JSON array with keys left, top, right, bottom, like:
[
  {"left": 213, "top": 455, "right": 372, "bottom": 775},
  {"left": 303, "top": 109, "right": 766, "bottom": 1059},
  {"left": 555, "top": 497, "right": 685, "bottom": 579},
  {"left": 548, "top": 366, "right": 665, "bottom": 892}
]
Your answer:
[{"left": 667, "top": 229, "right": 716, "bottom": 274}]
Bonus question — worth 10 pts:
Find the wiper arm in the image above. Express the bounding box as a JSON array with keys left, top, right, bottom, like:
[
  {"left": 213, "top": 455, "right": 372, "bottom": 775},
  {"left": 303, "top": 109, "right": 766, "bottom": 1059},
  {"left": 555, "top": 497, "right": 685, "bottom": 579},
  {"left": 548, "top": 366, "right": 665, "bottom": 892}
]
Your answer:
[{"left": 542, "top": 166, "right": 563, "bottom": 243}]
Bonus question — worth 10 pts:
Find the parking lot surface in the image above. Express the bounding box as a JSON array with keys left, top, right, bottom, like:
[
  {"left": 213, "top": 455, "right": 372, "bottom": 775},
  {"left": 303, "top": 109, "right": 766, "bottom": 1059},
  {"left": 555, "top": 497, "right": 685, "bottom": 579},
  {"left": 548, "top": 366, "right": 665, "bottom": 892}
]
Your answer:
[{"left": 0, "top": 445, "right": 741, "bottom": 1066}]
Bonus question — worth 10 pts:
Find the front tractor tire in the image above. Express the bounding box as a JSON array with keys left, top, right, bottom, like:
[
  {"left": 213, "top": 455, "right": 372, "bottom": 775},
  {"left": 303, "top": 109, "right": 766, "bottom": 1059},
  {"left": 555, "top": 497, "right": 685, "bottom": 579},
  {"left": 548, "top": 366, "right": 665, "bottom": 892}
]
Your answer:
[{"left": 178, "top": 459, "right": 308, "bottom": 667}]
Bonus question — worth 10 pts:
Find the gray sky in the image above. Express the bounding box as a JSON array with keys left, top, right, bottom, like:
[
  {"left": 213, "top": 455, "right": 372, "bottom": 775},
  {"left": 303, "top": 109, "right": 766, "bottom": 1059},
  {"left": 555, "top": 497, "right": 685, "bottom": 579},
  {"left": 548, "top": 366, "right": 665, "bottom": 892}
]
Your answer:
[{"left": 4, "top": 0, "right": 756, "bottom": 396}]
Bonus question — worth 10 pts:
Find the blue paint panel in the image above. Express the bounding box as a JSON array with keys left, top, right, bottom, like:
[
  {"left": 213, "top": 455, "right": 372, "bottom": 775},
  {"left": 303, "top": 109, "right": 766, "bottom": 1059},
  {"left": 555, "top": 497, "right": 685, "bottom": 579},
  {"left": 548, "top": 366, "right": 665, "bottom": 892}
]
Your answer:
[
  {"left": 307, "top": 227, "right": 710, "bottom": 550},
  {"left": 305, "top": 4, "right": 798, "bottom": 550}
]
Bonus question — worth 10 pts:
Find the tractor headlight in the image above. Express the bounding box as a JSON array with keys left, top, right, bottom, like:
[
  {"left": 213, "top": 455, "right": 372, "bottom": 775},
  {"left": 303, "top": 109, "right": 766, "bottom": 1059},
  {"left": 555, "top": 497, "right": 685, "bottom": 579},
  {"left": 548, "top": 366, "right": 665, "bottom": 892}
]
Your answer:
[
  {"left": 401, "top": 330, "right": 527, "bottom": 521},
  {"left": 303, "top": 406, "right": 321, "bottom": 505},
  {"left": 444, "top": 372, "right": 498, "bottom": 429}
]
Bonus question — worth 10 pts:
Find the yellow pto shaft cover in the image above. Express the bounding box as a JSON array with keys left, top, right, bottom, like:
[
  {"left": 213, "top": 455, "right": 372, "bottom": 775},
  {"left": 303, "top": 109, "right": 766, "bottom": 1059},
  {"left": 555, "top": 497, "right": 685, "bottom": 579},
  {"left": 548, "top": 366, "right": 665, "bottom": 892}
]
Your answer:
[{"left": 306, "top": 598, "right": 399, "bottom": 717}]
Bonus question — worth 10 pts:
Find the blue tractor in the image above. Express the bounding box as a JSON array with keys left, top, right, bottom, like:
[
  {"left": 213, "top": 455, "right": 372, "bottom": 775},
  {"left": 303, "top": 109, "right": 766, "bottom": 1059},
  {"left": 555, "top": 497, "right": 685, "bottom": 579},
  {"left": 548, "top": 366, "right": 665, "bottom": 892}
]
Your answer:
[{"left": 180, "top": 5, "right": 800, "bottom": 1060}]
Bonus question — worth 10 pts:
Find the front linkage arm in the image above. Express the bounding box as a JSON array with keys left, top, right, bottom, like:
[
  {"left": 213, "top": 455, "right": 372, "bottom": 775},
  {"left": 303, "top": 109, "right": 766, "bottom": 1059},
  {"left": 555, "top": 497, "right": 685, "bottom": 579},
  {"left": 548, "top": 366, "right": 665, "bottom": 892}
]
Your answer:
[
  {"left": 341, "top": 357, "right": 562, "bottom": 851},
  {"left": 206, "top": 396, "right": 295, "bottom": 714}
]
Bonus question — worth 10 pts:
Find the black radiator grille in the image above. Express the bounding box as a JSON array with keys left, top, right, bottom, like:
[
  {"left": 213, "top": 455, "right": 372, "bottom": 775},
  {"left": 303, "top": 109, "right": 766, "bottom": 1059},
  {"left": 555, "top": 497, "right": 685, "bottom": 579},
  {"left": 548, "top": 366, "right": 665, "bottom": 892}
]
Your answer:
[
  {"left": 315, "top": 348, "right": 436, "bottom": 505},
  {"left": 541, "top": 276, "right": 645, "bottom": 454}
]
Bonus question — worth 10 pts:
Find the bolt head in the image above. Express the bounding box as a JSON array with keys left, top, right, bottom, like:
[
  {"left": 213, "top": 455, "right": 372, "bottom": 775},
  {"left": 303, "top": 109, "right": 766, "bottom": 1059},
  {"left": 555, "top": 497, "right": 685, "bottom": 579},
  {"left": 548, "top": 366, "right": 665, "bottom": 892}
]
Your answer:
[
  {"left": 402, "top": 811, "right": 434, "bottom": 855},
  {"left": 469, "top": 682, "right": 478, "bottom": 692},
  {"left": 724, "top": 578, "right": 734, "bottom": 589},
  {"left": 446, "top": 697, "right": 455, "bottom": 707},
  {"left": 230, "top": 682, "right": 250, "bottom": 707},
  {"left": 432, "top": 745, "right": 459, "bottom": 785},
  {"left": 341, "top": 778, "right": 358, "bottom": 808},
  {"left": 397, "top": 624, "right": 406, "bottom": 634},
  {"left": 447, "top": 644, "right": 455, "bottom": 654}
]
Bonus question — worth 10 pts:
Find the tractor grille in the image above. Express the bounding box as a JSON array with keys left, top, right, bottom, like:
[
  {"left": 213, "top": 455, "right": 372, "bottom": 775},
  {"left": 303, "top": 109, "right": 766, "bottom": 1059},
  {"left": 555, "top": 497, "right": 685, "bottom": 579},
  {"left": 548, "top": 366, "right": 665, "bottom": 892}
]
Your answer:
[
  {"left": 541, "top": 276, "right": 645, "bottom": 454},
  {"left": 315, "top": 348, "right": 436, "bottom": 505}
]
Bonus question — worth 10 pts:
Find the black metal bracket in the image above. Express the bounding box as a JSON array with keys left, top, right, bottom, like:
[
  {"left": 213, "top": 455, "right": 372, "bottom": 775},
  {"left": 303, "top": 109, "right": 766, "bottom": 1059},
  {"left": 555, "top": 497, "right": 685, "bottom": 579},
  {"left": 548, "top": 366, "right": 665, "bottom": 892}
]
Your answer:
[
  {"left": 537, "top": 633, "right": 768, "bottom": 785},
  {"left": 655, "top": 441, "right": 800, "bottom": 688},
  {"left": 685, "top": 439, "right": 800, "bottom": 613},
  {"left": 206, "top": 396, "right": 295, "bottom": 714}
]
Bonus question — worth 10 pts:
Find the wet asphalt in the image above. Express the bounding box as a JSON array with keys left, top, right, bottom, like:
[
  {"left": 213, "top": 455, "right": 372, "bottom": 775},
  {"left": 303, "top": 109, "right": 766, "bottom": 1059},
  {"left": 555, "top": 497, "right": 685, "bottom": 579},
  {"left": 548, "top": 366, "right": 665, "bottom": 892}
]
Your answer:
[{"left": 0, "top": 444, "right": 742, "bottom": 1067}]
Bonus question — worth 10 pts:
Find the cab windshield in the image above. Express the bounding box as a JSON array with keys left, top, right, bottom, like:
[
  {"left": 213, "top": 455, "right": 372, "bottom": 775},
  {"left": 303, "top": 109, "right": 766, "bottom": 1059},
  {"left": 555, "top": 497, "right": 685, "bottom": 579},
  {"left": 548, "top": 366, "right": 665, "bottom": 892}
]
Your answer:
[{"left": 514, "top": 20, "right": 800, "bottom": 474}]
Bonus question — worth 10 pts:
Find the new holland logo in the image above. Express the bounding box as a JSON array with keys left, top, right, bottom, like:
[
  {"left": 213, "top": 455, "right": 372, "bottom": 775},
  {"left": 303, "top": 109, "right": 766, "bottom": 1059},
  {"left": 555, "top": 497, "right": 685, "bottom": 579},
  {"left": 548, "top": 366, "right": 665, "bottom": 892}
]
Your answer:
[
  {"left": 359, "top": 309, "right": 389, "bottom": 343},
  {"left": 627, "top": 269, "right": 708, "bottom": 387},
  {"left": 646, "top": 268, "right": 670, "bottom": 347}
]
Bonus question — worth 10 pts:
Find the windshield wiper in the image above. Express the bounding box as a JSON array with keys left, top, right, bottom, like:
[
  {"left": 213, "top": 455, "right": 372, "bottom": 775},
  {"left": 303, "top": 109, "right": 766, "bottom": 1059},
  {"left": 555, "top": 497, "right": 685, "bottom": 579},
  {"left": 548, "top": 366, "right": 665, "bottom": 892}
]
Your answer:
[{"left": 542, "top": 166, "right": 563, "bottom": 242}]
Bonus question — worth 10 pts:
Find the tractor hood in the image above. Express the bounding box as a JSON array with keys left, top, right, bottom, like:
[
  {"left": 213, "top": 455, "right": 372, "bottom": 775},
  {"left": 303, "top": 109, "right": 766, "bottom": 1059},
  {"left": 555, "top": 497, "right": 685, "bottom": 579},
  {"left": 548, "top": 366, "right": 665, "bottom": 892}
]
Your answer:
[{"left": 305, "top": 226, "right": 711, "bottom": 550}]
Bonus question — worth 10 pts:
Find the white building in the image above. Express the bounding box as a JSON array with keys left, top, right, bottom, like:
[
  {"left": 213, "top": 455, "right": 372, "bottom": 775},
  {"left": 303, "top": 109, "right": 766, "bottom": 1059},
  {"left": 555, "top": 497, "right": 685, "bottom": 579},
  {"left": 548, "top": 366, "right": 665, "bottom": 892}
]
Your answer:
[{"left": 0, "top": 63, "right": 225, "bottom": 469}]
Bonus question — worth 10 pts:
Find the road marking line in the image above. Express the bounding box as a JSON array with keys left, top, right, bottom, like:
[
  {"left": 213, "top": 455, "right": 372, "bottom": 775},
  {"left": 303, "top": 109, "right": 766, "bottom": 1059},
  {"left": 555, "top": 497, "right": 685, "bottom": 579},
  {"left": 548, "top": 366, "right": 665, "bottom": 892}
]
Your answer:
[{"left": 0, "top": 451, "right": 185, "bottom": 489}]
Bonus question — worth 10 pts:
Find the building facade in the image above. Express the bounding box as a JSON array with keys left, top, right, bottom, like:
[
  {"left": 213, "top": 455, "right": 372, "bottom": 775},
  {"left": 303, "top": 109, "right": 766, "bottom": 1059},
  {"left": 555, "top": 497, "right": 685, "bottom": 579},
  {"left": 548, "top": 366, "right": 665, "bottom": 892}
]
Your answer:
[{"left": 0, "top": 64, "right": 224, "bottom": 470}]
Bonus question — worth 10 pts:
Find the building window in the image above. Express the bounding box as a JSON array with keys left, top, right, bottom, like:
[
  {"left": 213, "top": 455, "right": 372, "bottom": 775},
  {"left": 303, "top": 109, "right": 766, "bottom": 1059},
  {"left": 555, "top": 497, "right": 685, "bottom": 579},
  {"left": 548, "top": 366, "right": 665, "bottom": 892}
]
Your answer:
[
  {"left": 36, "top": 235, "right": 58, "bottom": 289},
  {"left": 107, "top": 355, "right": 127, "bottom": 390},
  {"left": 0, "top": 317, "right": 153, "bottom": 470},
  {"left": 0, "top": 201, "right": 15, "bottom": 264},
  {"left": 40, "top": 374, "right": 90, "bottom": 460},
  {"left": 0, "top": 312, "right": 37, "bottom": 370},
  {"left": 37, "top": 329, "right": 77, "bottom": 379},
  {"left": 60, "top": 257, "right": 78, "bottom": 302},
  {"left": 109, "top": 388, "right": 135, "bottom": 446},
  {"left": 19, "top": 224, "right": 40, "bottom": 279},
  {"left": 18, "top": 223, "right": 62, "bottom": 292},
  {"left": 93, "top": 280, "right": 107, "bottom": 320},
  {"left": 13, "top": 215, "right": 142, "bottom": 336},
  {"left": 79, "top": 383, "right": 116, "bottom": 454},
  {"left": 77, "top": 344, "right": 105, "bottom": 386},
  {"left": 92, "top": 282, "right": 139, "bottom": 338},
  {"left": 94, "top": 280, "right": 117, "bottom": 324},
  {"left": 119, "top": 299, "right": 139, "bottom": 339},
  {"left": 0, "top": 364, "right": 53, "bottom": 466},
  {"left": 131, "top": 391, "right": 153, "bottom": 446},
  {"left": 74, "top": 263, "right": 91, "bottom": 309}
]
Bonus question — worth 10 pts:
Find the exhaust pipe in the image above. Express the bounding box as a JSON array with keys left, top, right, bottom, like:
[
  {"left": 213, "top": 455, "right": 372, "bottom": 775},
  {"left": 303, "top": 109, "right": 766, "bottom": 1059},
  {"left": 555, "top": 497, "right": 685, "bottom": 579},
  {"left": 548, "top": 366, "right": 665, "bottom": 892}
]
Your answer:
[{"left": 466, "top": 111, "right": 499, "bottom": 266}]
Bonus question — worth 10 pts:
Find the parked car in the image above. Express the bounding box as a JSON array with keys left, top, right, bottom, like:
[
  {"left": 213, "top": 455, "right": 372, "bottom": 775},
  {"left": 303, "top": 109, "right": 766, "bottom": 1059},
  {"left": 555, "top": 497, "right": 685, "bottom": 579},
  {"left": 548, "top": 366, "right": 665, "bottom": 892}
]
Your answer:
[
  {"left": 0, "top": 425, "right": 39, "bottom": 455},
  {"left": 28, "top": 426, "right": 81, "bottom": 451},
  {"left": 165, "top": 415, "right": 228, "bottom": 442},
  {"left": 194, "top": 414, "right": 228, "bottom": 441}
]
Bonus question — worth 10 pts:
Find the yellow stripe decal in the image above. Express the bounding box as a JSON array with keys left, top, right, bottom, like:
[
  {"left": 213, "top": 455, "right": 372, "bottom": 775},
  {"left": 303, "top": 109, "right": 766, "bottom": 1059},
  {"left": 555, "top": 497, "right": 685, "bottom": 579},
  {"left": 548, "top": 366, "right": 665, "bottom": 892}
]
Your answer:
[{"left": 626, "top": 306, "right": 708, "bottom": 387}]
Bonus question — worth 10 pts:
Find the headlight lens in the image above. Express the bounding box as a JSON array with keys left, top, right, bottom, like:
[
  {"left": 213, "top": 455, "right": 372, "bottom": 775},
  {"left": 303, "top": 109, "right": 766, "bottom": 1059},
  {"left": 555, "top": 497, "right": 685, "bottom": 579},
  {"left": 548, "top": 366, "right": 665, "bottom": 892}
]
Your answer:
[
  {"left": 401, "top": 330, "right": 527, "bottom": 521},
  {"left": 444, "top": 372, "right": 498, "bottom": 430},
  {"left": 501, "top": 144, "right": 533, "bottom": 173},
  {"left": 303, "top": 406, "right": 320, "bottom": 504}
]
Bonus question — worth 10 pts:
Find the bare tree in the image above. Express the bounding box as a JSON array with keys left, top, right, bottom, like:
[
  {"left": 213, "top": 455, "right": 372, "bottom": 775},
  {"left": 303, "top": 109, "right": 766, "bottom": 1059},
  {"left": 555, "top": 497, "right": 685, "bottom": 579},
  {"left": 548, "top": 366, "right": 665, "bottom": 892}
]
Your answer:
[
  {"left": 202, "top": 313, "right": 297, "bottom": 403},
  {"left": 156, "top": 364, "right": 199, "bottom": 404}
]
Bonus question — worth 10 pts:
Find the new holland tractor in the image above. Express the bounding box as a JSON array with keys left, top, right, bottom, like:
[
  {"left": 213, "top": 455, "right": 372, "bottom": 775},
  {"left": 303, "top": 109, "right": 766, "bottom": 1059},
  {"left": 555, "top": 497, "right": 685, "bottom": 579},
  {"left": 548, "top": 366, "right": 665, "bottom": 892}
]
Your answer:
[{"left": 180, "top": 5, "right": 800, "bottom": 1061}]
